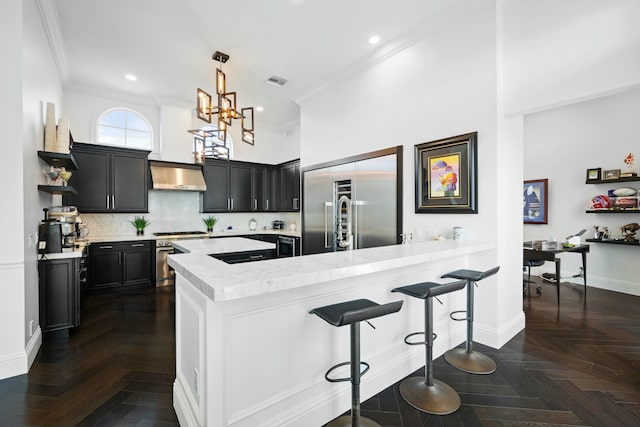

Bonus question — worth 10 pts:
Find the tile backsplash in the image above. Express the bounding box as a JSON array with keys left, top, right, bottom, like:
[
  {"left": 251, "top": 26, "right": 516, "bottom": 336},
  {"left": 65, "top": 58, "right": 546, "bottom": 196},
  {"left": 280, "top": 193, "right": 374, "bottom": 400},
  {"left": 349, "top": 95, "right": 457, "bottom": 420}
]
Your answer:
[{"left": 80, "top": 191, "right": 301, "bottom": 237}]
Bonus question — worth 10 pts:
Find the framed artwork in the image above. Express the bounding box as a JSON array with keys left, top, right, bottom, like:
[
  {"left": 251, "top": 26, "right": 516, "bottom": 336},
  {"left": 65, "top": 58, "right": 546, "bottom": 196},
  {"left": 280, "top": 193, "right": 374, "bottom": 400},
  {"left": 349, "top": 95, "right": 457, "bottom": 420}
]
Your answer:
[
  {"left": 523, "top": 179, "right": 548, "bottom": 224},
  {"left": 603, "top": 169, "right": 621, "bottom": 180},
  {"left": 586, "top": 168, "right": 601, "bottom": 182},
  {"left": 415, "top": 132, "right": 477, "bottom": 213}
]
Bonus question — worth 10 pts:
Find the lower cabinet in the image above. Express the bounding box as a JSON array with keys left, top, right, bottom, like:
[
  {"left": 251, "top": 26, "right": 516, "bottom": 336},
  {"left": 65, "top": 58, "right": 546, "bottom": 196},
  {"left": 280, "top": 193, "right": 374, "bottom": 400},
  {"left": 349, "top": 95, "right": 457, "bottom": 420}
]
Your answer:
[
  {"left": 88, "top": 240, "right": 154, "bottom": 292},
  {"left": 38, "top": 257, "right": 82, "bottom": 332}
]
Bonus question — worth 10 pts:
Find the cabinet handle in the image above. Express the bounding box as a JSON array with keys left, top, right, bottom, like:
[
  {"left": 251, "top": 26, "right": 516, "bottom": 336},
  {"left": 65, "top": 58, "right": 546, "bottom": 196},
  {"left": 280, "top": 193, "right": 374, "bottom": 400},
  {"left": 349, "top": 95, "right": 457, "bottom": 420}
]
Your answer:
[
  {"left": 266, "top": 199, "right": 269, "bottom": 211},
  {"left": 231, "top": 198, "right": 234, "bottom": 210},
  {"left": 106, "top": 195, "right": 109, "bottom": 209},
  {"left": 293, "top": 198, "right": 299, "bottom": 210},
  {"left": 111, "top": 195, "right": 115, "bottom": 210},
  {"left": 99, "top": 245, "right": 113, "bottom": 249},
  {"left": 227, "top": 198, "right": 230, "bottom": 210},
  {"left": 254, "top": 199, "right": 257, "bottom": 210},
  {"left": 130, "top": 243, "right": 145, "bottom": 247}
]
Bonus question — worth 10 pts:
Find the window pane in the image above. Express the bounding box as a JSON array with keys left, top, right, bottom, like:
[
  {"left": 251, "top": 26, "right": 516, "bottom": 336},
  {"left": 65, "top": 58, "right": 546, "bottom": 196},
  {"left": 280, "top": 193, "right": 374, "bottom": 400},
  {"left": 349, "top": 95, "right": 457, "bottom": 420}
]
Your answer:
[
  {"left": 126, "top": 129, "right": 152, "bottom": 148},
  {"left": 100, "top": 110, "right": 126, "bottom": 128},
  {"left": 126, "top": 111, "right": 150, "bottom": 132},
  {"left": 98, "top": 125, "right": 126, "bottom": 145}
]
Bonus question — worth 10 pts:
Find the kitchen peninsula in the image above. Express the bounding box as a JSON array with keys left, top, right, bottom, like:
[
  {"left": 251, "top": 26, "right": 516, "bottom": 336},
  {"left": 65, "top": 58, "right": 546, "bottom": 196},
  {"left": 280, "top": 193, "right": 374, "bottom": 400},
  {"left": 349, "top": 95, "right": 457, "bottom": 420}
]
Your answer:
[{"left": 169, "top": 238, "right": 496, "bottom": 427}]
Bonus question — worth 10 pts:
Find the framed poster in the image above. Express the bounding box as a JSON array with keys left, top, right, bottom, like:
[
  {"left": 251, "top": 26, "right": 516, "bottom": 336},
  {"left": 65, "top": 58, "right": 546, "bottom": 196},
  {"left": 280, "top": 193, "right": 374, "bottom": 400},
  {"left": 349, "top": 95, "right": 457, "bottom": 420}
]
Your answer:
[
  {"left": 586, "top": 167, "right": 601, "bottom": 182},
  {"left": 523, "top": 179, "right": 548, "bottom": 224},
  {"left": 415, "top": 132, "right": 477, "bottom": 213}
]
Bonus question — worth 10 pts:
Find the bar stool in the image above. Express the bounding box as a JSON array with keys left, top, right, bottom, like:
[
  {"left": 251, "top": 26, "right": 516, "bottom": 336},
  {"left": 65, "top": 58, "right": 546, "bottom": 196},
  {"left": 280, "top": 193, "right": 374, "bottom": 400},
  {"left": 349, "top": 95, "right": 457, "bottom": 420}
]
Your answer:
[
  {"left": 310, "top": 298, "right": 403, "bottom": 427},
  {"left": 440, "top": 266, "right": 500, "bottom": 375},
  {"left": 391, "top": 280, "right": 467, "bottom": 415}
]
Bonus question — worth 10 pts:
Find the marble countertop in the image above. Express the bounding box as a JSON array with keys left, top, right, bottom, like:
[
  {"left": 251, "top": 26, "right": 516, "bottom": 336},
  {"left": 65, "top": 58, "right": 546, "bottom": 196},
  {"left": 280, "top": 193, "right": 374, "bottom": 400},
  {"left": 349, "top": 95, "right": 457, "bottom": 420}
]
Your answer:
[
  {"left": 168, "top": 239, "right": 495, "bottom": 303},
  {"left": 172, "top": 237, "right": 275, "bottom": 254},
  {"left": 38, "top": 247, "right": 86, "bottom": 260}
]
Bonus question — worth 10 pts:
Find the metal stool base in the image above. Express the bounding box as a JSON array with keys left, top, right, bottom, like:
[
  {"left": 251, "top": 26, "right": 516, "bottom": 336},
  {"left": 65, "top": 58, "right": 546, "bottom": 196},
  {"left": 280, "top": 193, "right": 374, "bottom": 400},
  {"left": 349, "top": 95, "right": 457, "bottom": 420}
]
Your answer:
[
  {"left": 399, "top": 377, "right": 461, "bottom": 415},
  {"left": 444, "top": 348, "right": 496, "bottom": 374},
  {"left": 326, "top": 415, "right": 380, "bottom": 427}
]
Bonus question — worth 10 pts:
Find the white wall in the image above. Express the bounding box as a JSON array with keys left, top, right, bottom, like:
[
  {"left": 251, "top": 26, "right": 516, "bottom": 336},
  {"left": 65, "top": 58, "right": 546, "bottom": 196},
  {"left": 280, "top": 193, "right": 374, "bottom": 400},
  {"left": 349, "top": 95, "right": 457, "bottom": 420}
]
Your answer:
[
  {"left": 22, "top": 0, "right": 67, "bottom": 372},
  {"left": 0, "top": 0, "right": 27, "bottom": 380},
  {"left": 503, "top": 0, "right": 640, "bottom": 115},
  {"left": 64, "top": 90, "right": 300, "bottom": 165},
  {"left": 300, "top": 0, "right": 524, "bottom": 348},
  {"left": 524, "top": 88, "right": 640, "bottom": 295}
]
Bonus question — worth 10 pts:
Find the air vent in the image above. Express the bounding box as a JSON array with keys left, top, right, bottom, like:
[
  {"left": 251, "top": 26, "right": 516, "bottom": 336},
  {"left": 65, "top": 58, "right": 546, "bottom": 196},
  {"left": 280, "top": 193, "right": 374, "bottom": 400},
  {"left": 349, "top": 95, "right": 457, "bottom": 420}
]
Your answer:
[{"left": 265, "top": 76, "right": 288, "bottom": 87}]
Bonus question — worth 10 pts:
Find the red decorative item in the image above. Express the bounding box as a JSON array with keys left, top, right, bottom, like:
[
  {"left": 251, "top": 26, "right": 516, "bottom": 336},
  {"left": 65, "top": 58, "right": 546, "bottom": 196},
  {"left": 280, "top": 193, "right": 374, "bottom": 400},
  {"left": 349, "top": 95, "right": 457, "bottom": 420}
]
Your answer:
[{"left": 591, "top": 195, "right": 611, "bottom": 209}]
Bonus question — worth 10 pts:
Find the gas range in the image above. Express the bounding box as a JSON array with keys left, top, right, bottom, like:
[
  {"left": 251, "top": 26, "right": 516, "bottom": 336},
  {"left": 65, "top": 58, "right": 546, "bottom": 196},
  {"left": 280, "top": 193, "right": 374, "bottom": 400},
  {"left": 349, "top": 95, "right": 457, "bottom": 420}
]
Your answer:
[{"left": 154, "top": 231, "right": 209, "bottom": 247}]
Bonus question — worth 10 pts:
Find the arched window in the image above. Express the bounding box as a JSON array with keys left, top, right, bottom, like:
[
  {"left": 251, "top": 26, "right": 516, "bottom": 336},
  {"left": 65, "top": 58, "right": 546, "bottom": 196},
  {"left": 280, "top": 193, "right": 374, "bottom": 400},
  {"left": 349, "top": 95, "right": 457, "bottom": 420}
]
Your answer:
[{"left": 97, "top": 108, "right": 152, "bottom": 149}]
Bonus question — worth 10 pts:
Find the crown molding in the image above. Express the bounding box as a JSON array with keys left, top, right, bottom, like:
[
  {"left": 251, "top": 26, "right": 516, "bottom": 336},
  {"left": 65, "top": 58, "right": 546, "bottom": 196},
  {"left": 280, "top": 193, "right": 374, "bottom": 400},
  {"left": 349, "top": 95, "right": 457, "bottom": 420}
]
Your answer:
[{"left": 35, "top": 0, "right": 69, "bottom": 84}]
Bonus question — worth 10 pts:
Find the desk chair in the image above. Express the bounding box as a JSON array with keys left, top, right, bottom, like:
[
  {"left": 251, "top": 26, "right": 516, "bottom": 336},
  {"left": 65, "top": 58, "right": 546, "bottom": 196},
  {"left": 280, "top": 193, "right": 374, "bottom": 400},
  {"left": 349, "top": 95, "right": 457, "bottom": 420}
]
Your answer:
[{"left": 523, "top": 259, "right": 544, "bottom": 296}]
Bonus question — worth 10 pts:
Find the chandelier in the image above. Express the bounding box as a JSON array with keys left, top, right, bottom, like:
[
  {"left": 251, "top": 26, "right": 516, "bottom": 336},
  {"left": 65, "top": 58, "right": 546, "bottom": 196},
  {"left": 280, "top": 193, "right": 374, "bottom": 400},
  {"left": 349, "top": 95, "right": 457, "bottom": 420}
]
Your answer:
[{"left": 196, "top": 51, "right": 255, "bottom": 146}]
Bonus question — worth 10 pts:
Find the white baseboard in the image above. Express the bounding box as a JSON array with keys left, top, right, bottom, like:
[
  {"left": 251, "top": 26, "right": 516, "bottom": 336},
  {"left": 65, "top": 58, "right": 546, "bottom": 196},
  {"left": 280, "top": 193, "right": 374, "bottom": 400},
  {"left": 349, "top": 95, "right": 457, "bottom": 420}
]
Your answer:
[
  {"left": 174, "top": 379, "right": 199, "bottom": 427},
  {"left": 26, "top": 326, "right": 42, "bottom": 369}
]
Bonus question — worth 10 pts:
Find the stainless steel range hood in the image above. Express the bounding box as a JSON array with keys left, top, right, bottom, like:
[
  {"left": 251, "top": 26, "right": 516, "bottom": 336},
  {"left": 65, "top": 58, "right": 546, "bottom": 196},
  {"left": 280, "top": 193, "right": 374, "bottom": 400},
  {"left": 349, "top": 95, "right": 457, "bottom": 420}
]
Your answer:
[{"left": 149, "top": 161, "right": 207, "bottom": 191}]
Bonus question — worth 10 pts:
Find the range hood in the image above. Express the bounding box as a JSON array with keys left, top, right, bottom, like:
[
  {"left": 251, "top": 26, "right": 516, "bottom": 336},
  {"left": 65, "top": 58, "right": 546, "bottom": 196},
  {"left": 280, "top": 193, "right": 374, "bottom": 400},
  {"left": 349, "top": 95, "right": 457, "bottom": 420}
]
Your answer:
[{"left": 149, "top": 161, "right": 207, "bottom": 191}]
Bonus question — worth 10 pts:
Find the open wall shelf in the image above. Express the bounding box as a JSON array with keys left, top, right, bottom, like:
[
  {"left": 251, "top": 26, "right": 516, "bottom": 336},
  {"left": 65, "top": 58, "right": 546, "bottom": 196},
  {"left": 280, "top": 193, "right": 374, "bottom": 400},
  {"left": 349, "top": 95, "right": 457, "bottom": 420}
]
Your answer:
[
  {"left": 38, "top": 185, "right": 78, "bottom": 195},
  {"left": 38, "top": 151, "right": 78, "bottom": 170},
  {"left": 586, "top": 210, "right": 639, "bottom": 214},
  {"left": 585, "top": 238, "right": 640, "bottom": 246},
  {"left": 586, "top": 176, "right": 640, "bottom": 184}
]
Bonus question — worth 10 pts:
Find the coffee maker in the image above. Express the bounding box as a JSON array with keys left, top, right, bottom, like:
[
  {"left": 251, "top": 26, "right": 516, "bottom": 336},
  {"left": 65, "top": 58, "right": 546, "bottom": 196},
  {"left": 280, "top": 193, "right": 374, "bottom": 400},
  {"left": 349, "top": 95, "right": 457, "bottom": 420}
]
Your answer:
[{"left": 38, "top": 206, "right": 79, "bottom": 254}]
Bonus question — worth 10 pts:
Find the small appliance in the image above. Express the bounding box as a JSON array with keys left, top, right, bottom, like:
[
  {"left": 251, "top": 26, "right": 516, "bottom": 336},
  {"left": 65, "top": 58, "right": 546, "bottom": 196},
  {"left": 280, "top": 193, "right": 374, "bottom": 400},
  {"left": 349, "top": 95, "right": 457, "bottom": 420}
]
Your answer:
[{"left": 272, "top": 220, "right": 284, "bottom": 230}]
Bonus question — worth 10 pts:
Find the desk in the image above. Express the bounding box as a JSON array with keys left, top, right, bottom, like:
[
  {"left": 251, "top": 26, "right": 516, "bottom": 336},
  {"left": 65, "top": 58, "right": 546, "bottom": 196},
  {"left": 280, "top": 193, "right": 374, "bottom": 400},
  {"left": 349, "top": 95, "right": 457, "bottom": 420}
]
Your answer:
[{"left": 523, "top": 244, "right": 590, "bottom": 306}]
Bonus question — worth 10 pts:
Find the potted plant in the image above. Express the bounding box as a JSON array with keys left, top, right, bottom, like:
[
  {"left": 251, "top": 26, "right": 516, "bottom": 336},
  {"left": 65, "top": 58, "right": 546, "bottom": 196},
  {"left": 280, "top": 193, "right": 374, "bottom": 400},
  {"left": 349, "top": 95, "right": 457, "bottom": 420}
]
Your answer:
[
  {"left": 203, "top": 215, "right": 218, "bottom": 232},
  {"left": 130, "top": 216, "right": 150, "bottom": 235}
]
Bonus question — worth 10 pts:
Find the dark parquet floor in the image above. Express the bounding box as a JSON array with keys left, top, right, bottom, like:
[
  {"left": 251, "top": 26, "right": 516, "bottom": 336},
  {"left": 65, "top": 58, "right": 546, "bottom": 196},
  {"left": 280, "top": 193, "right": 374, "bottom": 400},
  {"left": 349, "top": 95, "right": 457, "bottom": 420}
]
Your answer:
[{"left": 0, "top": 277, "right": 639, "bottom": 426}]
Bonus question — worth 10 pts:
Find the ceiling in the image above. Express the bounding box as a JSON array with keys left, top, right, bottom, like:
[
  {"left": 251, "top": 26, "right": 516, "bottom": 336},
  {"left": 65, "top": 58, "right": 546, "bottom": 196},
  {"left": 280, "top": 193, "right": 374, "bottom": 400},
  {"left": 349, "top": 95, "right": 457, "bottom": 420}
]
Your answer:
[{"left": 50, "top": 0, "right": 456, "bottom": 129}]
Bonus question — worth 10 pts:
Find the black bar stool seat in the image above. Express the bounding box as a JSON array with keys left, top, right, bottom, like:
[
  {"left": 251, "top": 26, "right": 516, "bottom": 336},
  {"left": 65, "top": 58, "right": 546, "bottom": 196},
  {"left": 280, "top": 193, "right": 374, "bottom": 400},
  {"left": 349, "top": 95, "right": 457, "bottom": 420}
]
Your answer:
[
  {"left": 441, "top": 266, "right": 500, "bottom": 375},
  {"left": 391, "top": 280, "right": 466, "bottom": 415},
  {"left": 310, "top": 298, "right": 403, "bottom": 427}
]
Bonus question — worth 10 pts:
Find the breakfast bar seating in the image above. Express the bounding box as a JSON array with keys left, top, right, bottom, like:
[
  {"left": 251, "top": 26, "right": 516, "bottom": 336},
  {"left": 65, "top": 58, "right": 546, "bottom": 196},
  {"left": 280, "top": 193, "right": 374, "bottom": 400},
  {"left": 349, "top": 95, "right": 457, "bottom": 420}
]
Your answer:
[
  {"left": 441, "top": 266, "right": 500, "bottom": 374},
  {"left": 391, "top": 279, "right": 467, "bottom": 415},
  {"left": 310, "top": 298, "right": 403, "bottom": 427}
]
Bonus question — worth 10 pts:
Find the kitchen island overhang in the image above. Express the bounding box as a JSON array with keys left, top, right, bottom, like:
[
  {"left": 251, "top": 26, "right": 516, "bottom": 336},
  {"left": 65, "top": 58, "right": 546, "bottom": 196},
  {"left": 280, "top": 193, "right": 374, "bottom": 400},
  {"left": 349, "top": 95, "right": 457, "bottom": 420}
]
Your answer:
[{"left": 170, "top": 238, "right": 504, "bottom": 427}]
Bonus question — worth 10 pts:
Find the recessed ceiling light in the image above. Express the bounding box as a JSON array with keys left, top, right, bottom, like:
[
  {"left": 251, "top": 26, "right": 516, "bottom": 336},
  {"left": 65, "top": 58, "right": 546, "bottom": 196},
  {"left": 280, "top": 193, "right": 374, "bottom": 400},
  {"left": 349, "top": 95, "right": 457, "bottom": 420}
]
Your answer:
[
  {"left": 125, "top": 74, "right": 137, "bottom": 81},
  {"left": 368, "top": 35, "right": 381, "bottom": 45},
  {"left": 256, "top": 106, "right": 264, "bottom": 112}
]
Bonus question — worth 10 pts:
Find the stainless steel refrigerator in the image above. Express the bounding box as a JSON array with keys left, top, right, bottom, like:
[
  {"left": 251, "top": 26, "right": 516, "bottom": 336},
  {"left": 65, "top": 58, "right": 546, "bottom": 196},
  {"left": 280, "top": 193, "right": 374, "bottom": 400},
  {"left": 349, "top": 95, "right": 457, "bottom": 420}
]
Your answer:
[{"left": 302, "top": 148, "right": 402, "bottom": 255}]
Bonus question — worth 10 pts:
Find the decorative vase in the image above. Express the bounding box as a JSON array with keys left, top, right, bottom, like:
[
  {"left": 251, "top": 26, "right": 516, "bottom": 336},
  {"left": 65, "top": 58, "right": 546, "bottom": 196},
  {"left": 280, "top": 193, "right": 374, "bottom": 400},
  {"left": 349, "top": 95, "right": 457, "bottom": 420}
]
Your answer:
[
  {"left": 44, "top": 102, "right": 57, "bottom": 151},
  {"left": 56, "top": 118, "right": 70, "bottom": 153},
  {"left": 136, "top": 229, "right": 144, "bottom": 236},
  {"left": 207, "top": 227, "right": 213, "bottom": 232}
]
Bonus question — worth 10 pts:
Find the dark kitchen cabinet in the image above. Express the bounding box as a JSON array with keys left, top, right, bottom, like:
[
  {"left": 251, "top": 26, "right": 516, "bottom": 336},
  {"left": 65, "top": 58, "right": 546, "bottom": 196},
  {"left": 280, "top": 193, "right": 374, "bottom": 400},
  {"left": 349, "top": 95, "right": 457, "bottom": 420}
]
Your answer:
[
  {"left": 63, "top": 143, "right": 150, "bottom": 213},
  {"left": 38, "top": 257, "right": 82, "bottom": 332},
  {"left": 202, "top": 160, "right": 230, "bottom": 212},
  {"left": 201, "top": 158, "right": 298, "bottom": 213},
  {"left": 253, "top": 165, "right": 279, "bottom": 212},
  {"left": 88, "top": 240, "right": 153, "bottom": 292},
  {"left": 229, "top": 163, "right": 253, "bottom": 211},
  {"left": 202, "top": 160, "right": 267, "bottom": 212},
  {"left": 280, "top": 160, "right": 300, "bottom": 211}
]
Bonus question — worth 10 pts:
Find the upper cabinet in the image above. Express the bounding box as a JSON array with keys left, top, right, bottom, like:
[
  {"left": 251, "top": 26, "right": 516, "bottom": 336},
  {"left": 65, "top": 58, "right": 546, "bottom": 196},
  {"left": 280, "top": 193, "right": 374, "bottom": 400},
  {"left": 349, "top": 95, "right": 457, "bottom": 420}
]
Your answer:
[
  {"left": 63, "top": 143, "right": 150, "bottom": 213},
  {"left": 280, "top": 160, "right": 300, "bottom": 212},
  {"left": 201, "top": 159, "right": 298, "bottom": 213}
]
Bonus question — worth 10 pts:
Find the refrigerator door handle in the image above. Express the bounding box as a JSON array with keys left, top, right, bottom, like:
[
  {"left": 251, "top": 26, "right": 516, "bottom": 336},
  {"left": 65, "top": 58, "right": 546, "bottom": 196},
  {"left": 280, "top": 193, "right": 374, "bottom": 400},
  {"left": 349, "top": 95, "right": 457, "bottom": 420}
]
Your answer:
[
  {"left": 324, "top": 202, "right": 333, "bottom": 249},
  {"left": 353, "top": 200, "right": 358, "bottom": 250}
]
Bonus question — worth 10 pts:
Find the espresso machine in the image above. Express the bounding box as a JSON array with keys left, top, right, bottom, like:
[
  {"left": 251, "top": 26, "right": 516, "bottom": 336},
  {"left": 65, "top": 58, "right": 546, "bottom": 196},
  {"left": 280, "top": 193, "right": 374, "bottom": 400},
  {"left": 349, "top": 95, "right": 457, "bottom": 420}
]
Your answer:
[{"left": 38, "top": 206, "right": 81, "bottom": 254}]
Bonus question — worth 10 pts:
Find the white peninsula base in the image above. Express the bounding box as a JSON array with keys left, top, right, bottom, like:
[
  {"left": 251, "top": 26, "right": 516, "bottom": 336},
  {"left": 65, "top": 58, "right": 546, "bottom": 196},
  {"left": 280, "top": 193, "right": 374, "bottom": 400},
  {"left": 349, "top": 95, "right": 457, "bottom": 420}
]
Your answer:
[{"left": 170, "top": 239, "right": 499, "bottom": 427}]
